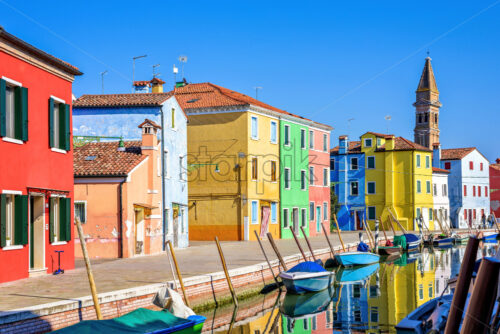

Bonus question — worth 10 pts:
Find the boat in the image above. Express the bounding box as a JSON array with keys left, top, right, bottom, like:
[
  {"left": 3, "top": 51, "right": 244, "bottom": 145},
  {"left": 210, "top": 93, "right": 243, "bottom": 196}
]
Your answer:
[
  {"left": 482, "top": 231, "right": 499, "bottom": 242},
  {"left": 452, "top": 234, "right": 469, "bottom": 245},
  {"left": 404, "top": 234, "right": 422, "bottom": 251},
  {"left": 378, "top": 245, "right": 402, "bottom": 255},
  {"left": 335, "top": 263, "right": 379, "bottom": 284},
  {"left": 280, "top": 286, "right": 334, "bottom": 319},
  {"left": 334, "top": 252, "right": 380, "bottom": 267},
  {"left": 279, "top": 261, "right": 334, "bottom": 294},
  {"left": 52, "top": 308, "right": 206, "bottom": 334},
  {"left": 432, "top": 236, "right": 454, "bottom": 248}
]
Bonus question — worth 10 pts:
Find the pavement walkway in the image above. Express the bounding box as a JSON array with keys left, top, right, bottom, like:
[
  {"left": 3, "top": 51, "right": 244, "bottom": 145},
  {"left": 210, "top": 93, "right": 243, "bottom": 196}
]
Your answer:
[{"left": 0, "top": 231, "right": 366, "bottom": 311}]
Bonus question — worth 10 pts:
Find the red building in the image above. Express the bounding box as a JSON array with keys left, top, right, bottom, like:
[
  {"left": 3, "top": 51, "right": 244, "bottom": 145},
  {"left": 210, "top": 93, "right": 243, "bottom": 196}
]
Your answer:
[
  {"left": 0, "top": 27, "right": 82, "bottom": 283},
  {"left": 308, "top": 124, "right": 332, "bottom": 236},
  {"left": 490, "top": 159, "right": 500, "bottom": 221}
]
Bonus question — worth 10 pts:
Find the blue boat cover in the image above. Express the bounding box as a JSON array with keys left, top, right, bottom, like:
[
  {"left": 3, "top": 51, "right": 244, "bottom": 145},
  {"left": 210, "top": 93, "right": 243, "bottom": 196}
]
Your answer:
[
  {"left": 357, "top": 242, "right": 370, "bottom": 252},
  {"left": 287, "top": 261, "right": 326, "bottom": 273},
  {"left": 404, "top": 234, "right": 420, "bottom": 243}
]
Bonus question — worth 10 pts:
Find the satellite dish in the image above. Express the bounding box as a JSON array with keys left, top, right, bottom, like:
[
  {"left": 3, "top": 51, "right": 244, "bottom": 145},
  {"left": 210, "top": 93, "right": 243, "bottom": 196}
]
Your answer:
[{"left": 179, "top": 56, "right": 188, "bottom": 63}]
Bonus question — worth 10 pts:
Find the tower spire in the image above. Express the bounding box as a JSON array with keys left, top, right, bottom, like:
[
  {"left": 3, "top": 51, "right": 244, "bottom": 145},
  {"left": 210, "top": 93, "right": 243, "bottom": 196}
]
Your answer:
[{"left": 416, "top": 57, "right": 439, "bottom": 93}]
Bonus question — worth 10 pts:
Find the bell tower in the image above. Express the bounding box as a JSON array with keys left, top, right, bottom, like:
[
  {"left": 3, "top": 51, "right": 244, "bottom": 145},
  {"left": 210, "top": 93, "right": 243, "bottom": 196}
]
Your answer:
[{"left": 413, "top": 57, "right": 441, "bottom": 149}]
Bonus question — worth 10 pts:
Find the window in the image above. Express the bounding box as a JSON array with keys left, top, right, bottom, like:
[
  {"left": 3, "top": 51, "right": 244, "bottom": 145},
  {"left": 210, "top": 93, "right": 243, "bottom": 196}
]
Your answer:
[
  {"left": 367, "top": 181, "right": 376, "bottom": 194},
  {"left": 323, "top": 168, "right": 328, "bottom": 186},
  {"left": 469, "top": 161, "right": 473, "bottom": 170},
  {"left": 284, "top": 125, "right": 290, "bottom": 145},
  {"left": 49, "top": 197, "right": 71, "bottom": 243},
  {"left": 376, "top": 138, "right": 381, "bottom": 147},
  {"left": 350, "top": 181, "right": 359, "bottom": 196},
  {"left": 303, "top": 319, "right": 309, "bottom": 331},
  {"left": 424, "top": 113, "right": 428, "bottom": 123},
  {"left": 485, "top": 186, "right": 488, "bottom": 197},
  {"left": 464, "top": 185, "right": 467, "bottom": 196},
  {"left": 271, "top": 203, "right": 277, "bottom": 223},
  {"left": 300, "top": 129, "right": 306, "bottom": 149},
  {"left": 251, "top": 116, "right": 258, "bottom": 139},
  {"left": 323, "top": 202, "right": 328, "bottom": 220},
  {"left": 478, "top": 186, "right": 481, "bottom": 197},
  {"left": 350, "top": 157, "right": 359, "bottom": 170},
  {"left": 425, "top": 155, "right": 430, "bottom": 168},
  {"left": 284, "top": 168, "right": 290, "bottom": 189},
  {"left": 330, "top": 158, "right": 335, "bottom": 171},
  {"left": 309, "top": 130, "right": 314, "bottom": 149},
  {"left": 444, "top": 162, "right": 451, "bottom": 170},
  {"left": 179, "top": 156, "right": 185, "bottom": 180},
  {"left": 367, "top": 156, "right": 375, "bottom": 169},
  {"left": 301, "top": 170, "right": 306, "bottom": 190},
  {"left": 442, "top": 184, "right": 447, "bottom": 196},
  {"left": 75, "top": 201, "right": 86, "bottom": 223},
  {"left": 416, "top": 154, "right": 421, "bottom": 168},
  {"left": 0, "top": 79, "right": 28, "bottom": 142},
  {"left": 251, "top": 201, "right": 258, "bottom": 224},
  {"left": 270, "top": 121, "right": 277, "bottom": 143},
  {"left": 0, "top": 194, "right": 29, "bottom": 247},
  {"left": 434, "top": 114, "right": 438, "bottom": 124},
  {"left": 416, "top": 208, "right": 421, "bottom": 219},
  {"left": 473, "top": 185, "right": 476, "bottom": 197},
  {"left": 426, "top": 180, "right": 431, "bottom": 194},
  {"left": 464, "top": 210, "right": 467, "bottom": 220},
  {"left": 370, "top": 307, "right": 379, "bottom": 323},
  {"left": 283, "top": 208, "right": 289, "bottom": 228},
  {"left": 429, "top": 208, "right": 433, "bottom": 220},
  {"left": 417, "top": 180, "right": 422, "bottom": 193},
  {"left": 309, "top": 202, "right": 314, "bottom": 221},
  {"left": 251, "top": 158, "right": 258, "bottom": 180},
  {"left": 473, "top": 209, "right": 477, "bottom": 220},
  {"left": 323, "top": 134, "right": 328, "bottom": 151},
  {"left": 419, "top": 285, "right": 424, "bottom": 300},
  {"left": 367, "top": 206, "right": 376, "bottom": 220},
  {"left": 433, "top": 183, "right": 437, "bottom": 196},
  {"left": 301, "top": 208, "right": 307, "bottom": 227},
  {"left": 480, "top": 162, "right": 484, "bottom": 171},
  {"left": 309, "top": 166, "right": 314, "bottom": 185},
  {"left": 171, "top": 108, "right": 175, "bottom": 128},
  {"left": 429, "top": 284, "right": 433, "bottom": 298},
  {"left": 49, "top": 98, "right": 71, "bottom": 151},
  {"left": 364, "top": 138, "right": 372, "bottom": 147},
  {"left": 270, "top": 161, "right": 277, "bottom": 182}
]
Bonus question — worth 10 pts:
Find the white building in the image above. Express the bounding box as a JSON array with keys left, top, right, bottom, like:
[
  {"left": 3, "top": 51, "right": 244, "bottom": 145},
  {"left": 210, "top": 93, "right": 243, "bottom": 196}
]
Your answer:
[{"left": 432, "top": 167, "right": 451, "bottom": 230}]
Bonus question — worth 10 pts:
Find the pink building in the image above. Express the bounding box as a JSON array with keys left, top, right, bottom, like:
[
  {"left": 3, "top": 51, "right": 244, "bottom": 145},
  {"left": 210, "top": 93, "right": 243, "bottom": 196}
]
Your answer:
[{"left": 308, "top": 125, "right": 331, "bottom": 236}]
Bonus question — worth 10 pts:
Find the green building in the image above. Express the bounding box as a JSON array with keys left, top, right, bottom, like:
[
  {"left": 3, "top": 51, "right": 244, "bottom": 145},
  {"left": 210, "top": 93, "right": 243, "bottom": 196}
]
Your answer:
[{"left": 280, "top": 119, "right": 310, "bottom": 239}]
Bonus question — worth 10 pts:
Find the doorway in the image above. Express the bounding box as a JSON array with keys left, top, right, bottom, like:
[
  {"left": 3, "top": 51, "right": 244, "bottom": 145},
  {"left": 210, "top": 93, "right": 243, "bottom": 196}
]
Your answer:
[
  {"left": 292, "top": 208, "right": 299, "bottom": 233},
  {"left": 173, "top": 205, "right": 179, "bottom": 247},
  {"left": 354, "top": 211, "right": 364, "bottom": 230},
  {"left": 135, "top": 208, "right": 144, "bottom": 255},
  {"left": 29, "top": 195, "right": 45, "bottom": 270},
  {"left": 316, "top": 206, "right": 321, "bottom": 232}
]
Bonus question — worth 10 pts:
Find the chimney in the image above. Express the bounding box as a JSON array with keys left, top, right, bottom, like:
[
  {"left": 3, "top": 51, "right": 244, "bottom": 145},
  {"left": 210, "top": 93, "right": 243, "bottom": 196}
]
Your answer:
[
  {"left": 432, "top": 142, "right": 441, "bottom": 167},
  {"left": 133, "top": 81, "right": 150, "bottom": 93},
  {"left": 117, "top": 138, "right": 125, "bottom": 152},
  {"left": 496, "top": 158, "right": 500, "bottom": 164},
  {"left": 385, "top": 135, "right": 395, "bottom": 151},
  {"left": 338, "top": 135, "right": 348, "bottom": 155},
  {"left": 150, "top": 77, "right": 165, "bottom": 93},
  {"left": 138, "top": 119, "right": 161, "bottom": 148}
]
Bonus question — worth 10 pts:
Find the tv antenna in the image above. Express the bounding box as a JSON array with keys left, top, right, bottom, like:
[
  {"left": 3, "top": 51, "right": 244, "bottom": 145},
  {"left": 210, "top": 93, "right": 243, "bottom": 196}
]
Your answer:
[
  {"left": 132, "top": 54, "right": 147, "bottom": 91},
  {"left": 100, "top": 70, "right": 108, "bottom": 94},
  {"left": 254, "top": 87, "right": 263, "bottom": 100},
  {"left": 384, "top": 115, "right": 392, "bottom": 134},
  {"left": 178, "top": 55, "right": 187, "bottom": 79},
  {"left": 153, "top": 64, "right": 160, "bottom": 78}
]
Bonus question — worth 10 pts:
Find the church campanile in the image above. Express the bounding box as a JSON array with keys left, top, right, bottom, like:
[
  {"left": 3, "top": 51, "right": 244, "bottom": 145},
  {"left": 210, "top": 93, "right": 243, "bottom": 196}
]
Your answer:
[{"left": 413, "top": 57, "right": 441, "bottom": 149}]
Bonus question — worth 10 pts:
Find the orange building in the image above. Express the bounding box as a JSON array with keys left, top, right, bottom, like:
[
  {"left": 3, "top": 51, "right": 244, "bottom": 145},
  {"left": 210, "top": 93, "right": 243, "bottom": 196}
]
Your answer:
[{"left": 73, "top": 120, "right": 163, "bottom": 258}]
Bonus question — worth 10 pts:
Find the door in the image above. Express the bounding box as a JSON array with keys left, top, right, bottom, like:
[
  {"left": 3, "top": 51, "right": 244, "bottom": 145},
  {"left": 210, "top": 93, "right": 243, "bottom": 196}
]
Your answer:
[
  {"left": 135, "top": 208, "right": 144, "bottom": 255},
  {"left": 355, "top": 211, "right": 363, "bottom": 230},
  {"left": 316, "top": 206, "right": 321, "bottom": 232},
  {"left": 292, "top": 208, "right": 299, "bottom": 233},
  {"left": 260, "top": 206, "right": 270, "bottom": 237},
  {"left": 173, "top": 205, "right": 179, "bottom": 247},
  {"left": 30, "top": 195, "right": 45, "bottom": 270}
]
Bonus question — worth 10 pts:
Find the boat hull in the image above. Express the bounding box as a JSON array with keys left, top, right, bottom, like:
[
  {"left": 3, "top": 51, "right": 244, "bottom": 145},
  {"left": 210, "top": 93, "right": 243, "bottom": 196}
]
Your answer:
[
  {"left": 334, "top": 252, "right": 380, "bottom": 266},
  {"left": 453, "top": 236, "right": 469, "bottom": 244},
  {"left": 433, "top": 237, "right": 453, "bottom": 248},
  {"left": 378, "top": 246, "right": 401, "bottom": 255},
  {"left": 335, "top": 263, "right": 379, "bottom": 284},
  {"left": 279, "top": 271, "right": 334, "bottom": 294},
  {"left": 483, "top": 232, "right": 499, "bottom": 242}
]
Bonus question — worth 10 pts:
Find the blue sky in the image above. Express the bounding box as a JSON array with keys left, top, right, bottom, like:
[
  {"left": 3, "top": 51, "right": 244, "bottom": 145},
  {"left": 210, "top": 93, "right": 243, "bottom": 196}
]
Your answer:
[{"left": 2, "top": 0, "right": 499, "bottom": 160}]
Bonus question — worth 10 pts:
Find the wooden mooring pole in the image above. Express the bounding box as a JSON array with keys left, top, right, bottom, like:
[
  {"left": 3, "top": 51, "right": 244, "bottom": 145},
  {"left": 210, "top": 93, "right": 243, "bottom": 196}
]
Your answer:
[
  {"left": 167, "top": 240, "right": 190, "bottom": 307},
  {"left": 289, "top": 227, "right": 308, "bottom": 261},
  {"left": 300, "top": 226, "right": 317, "bottom": 262},
  {"left": 333, "top": 214, "right": 346, "bottom": 252},
  {"left": 214, "top": 237, "right": 238, "bottom": 307},
  {"left": 75, "top": 218, "right": 102, "bottom": 320},
  {"left": 321, "top": 223, "right": 335, "bottom": 257},
  {"left": 267, "top": 232, "right": 288, "bottom": 271},
  {"left": 254, "top": 230, "right": 279, "bottom": 286}
]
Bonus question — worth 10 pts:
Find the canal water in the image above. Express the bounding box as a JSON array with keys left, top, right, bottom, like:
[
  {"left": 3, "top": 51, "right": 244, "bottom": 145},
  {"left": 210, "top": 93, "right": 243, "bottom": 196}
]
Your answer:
[{"left": 201, "top": 243, "right": 499, "bottom": 333}]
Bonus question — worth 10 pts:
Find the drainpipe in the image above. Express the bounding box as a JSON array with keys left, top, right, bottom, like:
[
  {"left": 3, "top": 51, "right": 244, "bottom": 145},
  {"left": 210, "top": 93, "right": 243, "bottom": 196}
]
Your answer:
[
  {"left": 118, "top": 178, "right": 126, "bottom": 258},
  {"left": 160, "top": 106, "right": 167, "bottom": 250}
]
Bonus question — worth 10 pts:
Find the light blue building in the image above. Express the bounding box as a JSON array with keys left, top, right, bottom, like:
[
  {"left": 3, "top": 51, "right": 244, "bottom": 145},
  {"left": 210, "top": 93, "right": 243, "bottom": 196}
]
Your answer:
[
  {"left": 73, "top": 80, "right": 189, "bottom": 248},
  {"left": 433, "top": 144, "right": 490, "bottom": 229},
  {"left": 330, "top": 135, "right": 366, "bottom": 230}
]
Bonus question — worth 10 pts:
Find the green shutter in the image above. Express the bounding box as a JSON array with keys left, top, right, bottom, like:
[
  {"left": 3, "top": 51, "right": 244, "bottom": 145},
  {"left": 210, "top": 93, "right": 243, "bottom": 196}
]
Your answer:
[
  {"left": 0, "top": 195, "right": 6, "bottom": 247},
  {"left": 58, "top": 103, "right": 66, "bottom": 150},
  {"left": 49, "top": 198, "right": 54, "bottom": 243},
  {"left": 59, "top": 198, "right": 71, "bottom": 241},
  {"left": 65, "top": 198, "right": 71, "bottom": 241},
  {"left": 14, "top": 195, "right": 28, "bottom": 245},
  {"left": 21, "top": 87, "right": 28, "bottom": 141},
  {"left": 0, "top": 79, "right": 6, "bottom": 137},
  {"left": 64, "top": 104, "right": 70, "bottom": 151},
  {"left": 49, "top": 98, "right": 54, "bottom": 148},
  {"left": 14, "top": 86, "right": 23, "bottom": 140}
]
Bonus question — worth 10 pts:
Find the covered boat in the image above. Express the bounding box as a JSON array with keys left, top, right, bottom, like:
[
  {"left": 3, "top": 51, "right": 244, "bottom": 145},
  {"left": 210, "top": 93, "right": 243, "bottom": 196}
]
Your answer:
[
  {"left": 52, "top": 308, "right": 206, "bottom": 334},
  {"left": 335, "top": 263, "right": 379, "bottom": 284},
  {"left": 280, "top": 286, "right": 334, "bottom": 319},
  {"left": 279, "top": 261, "right": 334, "bottom": 294},
  {"left": 404, "top": 234, "right": 422, "bottom": 251},
  {"left": 378, "top": 245, "right": 402, "bottom": 255},
  {"left": 334, "top": 252, "right": 380, "bottom": 267},
  {"left": 482, "top": 231, "right": 499, "bottom": 242},
  {"left": 433, "top": 236, "right": 453, "bottom": 248}
]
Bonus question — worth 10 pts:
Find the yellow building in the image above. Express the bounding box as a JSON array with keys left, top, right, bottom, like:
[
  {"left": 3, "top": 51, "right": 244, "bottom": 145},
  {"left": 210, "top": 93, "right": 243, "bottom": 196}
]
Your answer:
[
  {"left": 361, "top": 132, "right": 434, "bottom": 231},
  {"left": 177, "top": 83, "right": 285, "bottom": 241}
]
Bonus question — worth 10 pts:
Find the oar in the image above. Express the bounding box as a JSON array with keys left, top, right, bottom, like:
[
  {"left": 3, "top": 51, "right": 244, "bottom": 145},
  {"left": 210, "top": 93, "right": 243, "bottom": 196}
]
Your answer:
[
  {"left": 300, "top": 226, "right": 318, "bottom": 262},
  {"left": 321, "top": 223, "right": 336, "bottom": 257},
  {"left": 254, "top": 231, "right": 283, "bottom": 294},
  {"left": 333, "top": 214, "right": 346, "bottom": 252},
  {"left": 289, "top": 227, "right": 308, "bottom": 262}
]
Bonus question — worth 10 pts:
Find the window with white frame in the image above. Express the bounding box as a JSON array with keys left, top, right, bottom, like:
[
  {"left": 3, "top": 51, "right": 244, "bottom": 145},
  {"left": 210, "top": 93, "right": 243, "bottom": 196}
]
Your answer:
[
  {"left": 179, "top": 156, "right": 185, "bottom": 180},
  {"left": 330, "top": 158, "right": 335, "bottom": 170},
  {"left": 433, "top": 183, "right": 437, "bottom": 196},
  {"left": 284, "top": 168, "right": 291, "bottom": 189},
  {"left": 309, "top": 166, "right": 314, "bottom": 185},
  {"left": 367, "top": 181, "right": 376, "bottom": 194},
  {"left": 425, "top": 155, "right": 430, "bottom": 168},
  {"left": 271, "top": 202, "right": 277, "bottom": 223},
  {"left": 442, "top": 184, "right": 447, "bottom": 196},
  {"left": 301, "top": 170, "right": 306, "bottom": 190},
  {"left": 251, "top": 116, "right": 258, "bottom": 139},
  {"left": 426, "top": 180, "right": 431, "bottom": 194},
  {"left": 323, "top": 202, "right": 328, "bottom": 220},
  {"left": 3, "top": 194, "right": 15, "bottom": 246},
  {"left": 74, "top": 201, "right": 86, "bottom": 223},
  {"left": 270, "top": 121, "right": 277, "bottom": 143},
  {"left": 301, "top": 208, "right": 307, "bottom": 227},
  {"left": 309, "top": 130, "right": 314, "bottom": 149},
  {"left": 364, "top": 138, "right": 372, "bottom": 147},
  {"left": 157, "top": 157, "right": 161, "bottom": 177},
  {"left": 284, "top": 125, "right": 290, "bottom": 145},
  {"left": 1, "top": 193, "right": 29, "bottom": 247},
  {"left": 283, "top": 208, "right": 289, "bottom": 228},
  {"left": 323, "top": 168, "right": 328, "bottom": 186},
  {"left": 309, "top": 202, "right": 314, "bottom": 221},
  {"left": 416, "top": 154, "right": 421, "bottom": 168},
  {"left": 251, "top": 201, "right": 258, "bottom": 224},
  {"left": 367, "top": 206, "right": 376, "bottom": 220},
  {"left": 49, "top": 197, "right": 71, "bottom": 243},
  {"left": 350, "top": 157, "right": 359, "bottom": 170},
  {"left": 1, "top": 78, "right": 28, "bottom": 142},
  {"left": 367, "top": 156, "right": 375, "bottom": 169},
  {"left": 350, "top": 181, "right": 359, "bottom": 196},
  {"left": 300, "top": 129, "right": 306, "bottom": 149},
  {"left": 163, "top": 151, "right": 169, "bottom": 178},
  {"left": 323, "top": 134, "right": 328, "bottom": 151},
  {"left": 416, "top": 180, "right": 422, "bottom": 193}
]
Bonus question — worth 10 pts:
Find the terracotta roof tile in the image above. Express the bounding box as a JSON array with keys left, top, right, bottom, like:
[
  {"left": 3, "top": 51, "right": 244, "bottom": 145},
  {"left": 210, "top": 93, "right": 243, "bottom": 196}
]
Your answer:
[
  {"left": 74, "top": 141, "right": 147, "bottom": 177},
  {"left": 433, "top": 167, "right": 450, "bottom": 174},
  {"left": 150, "top": 77, "right": 165, "bottom": 84},
  {"left": 74, "top": 92, "right": 173, "bottom": 108},
  {"left": 377, "top": 137, "right": 432, "bottom": 152},
  {"left": 441, "top": 147, "right": 476, "bottom": 160},
  {"left": 490, "top": 164, "right": 500, "bottom": 171},
  {"left": 133, "top": 81, "right": 151, "bottom": 87},
  {"left": 365, "top": 131, "right": 394, "bottom": 139},
  {"left": 330, "top": 141, "right": 361, "bottom": 154}
]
